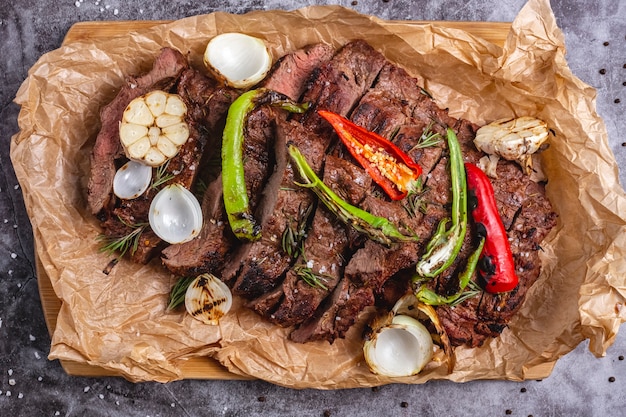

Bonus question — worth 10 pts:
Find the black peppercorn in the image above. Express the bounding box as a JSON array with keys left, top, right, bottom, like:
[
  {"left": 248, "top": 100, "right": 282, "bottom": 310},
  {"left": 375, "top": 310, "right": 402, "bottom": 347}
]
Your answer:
[
  {"left": 609, "top": 376, "right": 616, "bottom": 382},
  {"left": 257, "top": 396, "right": 266, "bottom": 402},
  {"left": 400, "top": 402, "right": 409, "bottom": 408},
  {"left": 505, "top": 410, "right": 513, "bottom": 415},
  {"left": 351, "top": 0, "right": 358, "bottom": 4},
  {"left": 619, "top": 355, "right": 624, "bottom": 360},
  {"left": 323, "top": 410, "right": 332, "bottom": 417},
  {"left": 615, "top": 99, "right": 621, "bottom": 104},
  {"left": 603, "top": 41, "right": 609, "bottom": 46},
  {"left": 599, "top": 68, "right": 607, "bottom": 75},
  {"left": 521, "top": 387, "right": 527, "bottom": 393}
]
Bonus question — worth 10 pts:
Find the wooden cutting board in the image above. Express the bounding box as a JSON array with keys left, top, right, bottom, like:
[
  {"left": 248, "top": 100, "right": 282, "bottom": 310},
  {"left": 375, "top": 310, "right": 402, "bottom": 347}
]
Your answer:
[{"left": 39, "top": 19, "right": 513, "bottom": 380}]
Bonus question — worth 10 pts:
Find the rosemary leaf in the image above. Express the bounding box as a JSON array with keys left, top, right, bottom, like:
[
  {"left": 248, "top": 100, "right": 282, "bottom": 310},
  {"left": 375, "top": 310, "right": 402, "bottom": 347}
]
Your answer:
[
  {"left": 151, "top": 161, "right": 175, "bottom": 190},
  {"left": 293, "top": 264, "right": 330, "bottom": 290},
  {"left": 97, "top": 222, "right": 147, "bottom": 258},
  {"left": 167, "top": 276, "right": 196, "bottom": 311}
]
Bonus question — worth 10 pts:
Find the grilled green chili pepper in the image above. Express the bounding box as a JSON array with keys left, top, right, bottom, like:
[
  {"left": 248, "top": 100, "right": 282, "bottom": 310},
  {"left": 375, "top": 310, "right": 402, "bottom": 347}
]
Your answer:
[
  {"left": 288, "top": 145, "right": 418, "bottom": 246},
  {"left": 222, "top": 88, "right": 309, "bottom": 241},
  {"left": 414, "top": 128, "right": 467, "bottom": 279},
  {"left": 414, "top": 236, "right": 484, "bottom": 306}
]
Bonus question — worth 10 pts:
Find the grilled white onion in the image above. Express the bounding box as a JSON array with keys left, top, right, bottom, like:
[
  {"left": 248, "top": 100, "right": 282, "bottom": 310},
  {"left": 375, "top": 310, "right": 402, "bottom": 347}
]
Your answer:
[
  {"left": 185, "top": 273, "right": 232, "bottom": 325},
  {"left": 112, "top": 160, "right": 152, "bottom": 200},
  {"left": 203, "top": 33, "right": 272, "bottom": 89},
  {"left": 363, "top": 314, "right": 433, "bottom": 377},
  {"left": 148, "top": 184, "right": 202, "bottom": 244},
  {"left": 474, "top": 116, "right": 550, "bottom": 177}
]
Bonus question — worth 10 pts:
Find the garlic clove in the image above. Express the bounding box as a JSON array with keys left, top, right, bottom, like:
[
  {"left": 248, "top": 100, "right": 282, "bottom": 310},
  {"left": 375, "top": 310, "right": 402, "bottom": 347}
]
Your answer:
[
  {"left": 203, "top": 33, "right": 272, "bottom": 89},
  {"left": 148, "top": 184, "right": 202, "bottom": 244},
  {"left": 185, "top": 273, "right": 232, "bottom": 325},
  {"left": 473, "top": 116, "right": 550, "bottom": 176},
  {"left": 112, "top": 160, "right": 152, "bottom": 200},
  {"left": 119, "top": 90, "right": 190, "bottom": 167}
]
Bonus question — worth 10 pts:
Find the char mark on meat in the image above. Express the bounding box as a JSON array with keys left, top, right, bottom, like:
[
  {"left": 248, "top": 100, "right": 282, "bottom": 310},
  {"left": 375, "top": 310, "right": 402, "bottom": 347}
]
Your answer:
[
  {"left": 261, "top": 43, "right": 336, "bottom": 101},
  {"left": 88, "top": 47, "right": 189, "bottom": 216}
]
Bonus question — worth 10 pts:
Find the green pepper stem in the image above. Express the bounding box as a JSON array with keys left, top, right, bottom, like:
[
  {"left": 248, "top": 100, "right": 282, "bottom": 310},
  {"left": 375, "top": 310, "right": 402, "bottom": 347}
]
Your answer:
[{"left": 288, "top": 145, "right": 418, "bottom": 246}]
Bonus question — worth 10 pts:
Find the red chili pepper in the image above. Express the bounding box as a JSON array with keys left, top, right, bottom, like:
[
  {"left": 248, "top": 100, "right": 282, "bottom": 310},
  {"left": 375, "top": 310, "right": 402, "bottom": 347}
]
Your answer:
[
  {"left": 318, "top": 110, "right": 422, "bottom": 200},
  {"left": 465, "top": 162, "right": 518, "bottom": 293}
]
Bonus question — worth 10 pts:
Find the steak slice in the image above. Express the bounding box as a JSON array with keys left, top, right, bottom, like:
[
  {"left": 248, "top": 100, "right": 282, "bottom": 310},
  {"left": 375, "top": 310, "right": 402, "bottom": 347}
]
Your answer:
[
  {"left": 297, "top": 39, "right": 387, "bottom": 141},
  {"left": 229, "top": 119, "right": 326, "bottom": 298},
  {"left": 88, "top": 47, "right": 189, "bottom": 216},
  {"left": 161, "top": 175, "right": 235, "bottom": 277},
  {"left": 99, "top": 63, "right": 235, "bottom": 265},
  {"left": 263, "top": 155, "right": 372, "bottom": 327},
  {"left": 261, "top": 43, "right": 336, "bottom": 101}
]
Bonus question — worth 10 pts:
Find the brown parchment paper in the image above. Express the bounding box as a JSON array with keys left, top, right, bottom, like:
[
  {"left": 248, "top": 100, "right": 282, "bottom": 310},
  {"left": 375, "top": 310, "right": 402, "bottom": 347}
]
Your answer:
[{"left": 10, "top": 0, "right": 626, "bottom": 387}]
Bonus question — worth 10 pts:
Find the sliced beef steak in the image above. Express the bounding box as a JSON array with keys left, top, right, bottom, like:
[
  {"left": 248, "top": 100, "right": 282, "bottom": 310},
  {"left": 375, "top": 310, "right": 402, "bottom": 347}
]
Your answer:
[
  {"left": 297, "top": 40, "right": 387, "bottom": 141},
  {"left": 262, "top": 43, "right": 335, "bottom": 101},
  {"left": 161, "top": 175, "right": 235, "bottom": 277},
  {"left": 263, "top": 155, "right": 372, "bottom": 327},
  {"left": 88, "top": 47, "right": 189, "bottom": 216},
  {"left": 229, "top": 120, "right": 326, "bottom": 298}
]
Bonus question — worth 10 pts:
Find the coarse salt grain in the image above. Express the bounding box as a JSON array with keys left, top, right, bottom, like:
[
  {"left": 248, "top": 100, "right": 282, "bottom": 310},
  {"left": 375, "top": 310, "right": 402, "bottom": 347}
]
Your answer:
[
  {"left": 29, "top": 334, "right": 36, "bottom": 341},
  {"left": 8, "top": 379, "right": 15, "bottom": 386},
  {"left": 84, "top": 386, "right": 90, "bottom": 393},
  {"left": 34, "top": 351, "right": 41, "bottom": 360},
  {"left": 99, "top": 394, "right": 104, "bottom": 399},
  {"left": 38, "top": 376, "right": 43, "bottom": 381},
  {"left": 6, "top": 391, "right": 11, "bottom": 396},
  {"left": 114, "top": 8, "right": 119, "bottom": 15},
  {"left": 10, "top": 253, "right": 17, "bottom": 259},
  {"left": 18, "top": 392, "right": 23, "bottom": 399},
  {"left": 8, "top": 369, "right": 13, "bottom": 376}
]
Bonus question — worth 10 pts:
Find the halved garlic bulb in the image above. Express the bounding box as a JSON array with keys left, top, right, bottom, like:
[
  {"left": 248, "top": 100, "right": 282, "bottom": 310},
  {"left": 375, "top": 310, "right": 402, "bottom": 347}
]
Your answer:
[
  {"left": 148, "top": 184, "right": 202, "bottom": 244},
  {"left": 185, "top": 273, "right": 232, "bottom": 325},
  {"left": 119, "top": 90, "right": 190, "bottom": 167},
  {"left": 474, "top": 116, "right": 550, "bottom": 177},
  {"left": 363, "top": 314, "right": 433, "bottom": 377},
  {"left": 203, "top": 33, "right": 272, "bottom": 89},
  {"left": 113, "top": 160, "right": 153, "bottom": 200}
]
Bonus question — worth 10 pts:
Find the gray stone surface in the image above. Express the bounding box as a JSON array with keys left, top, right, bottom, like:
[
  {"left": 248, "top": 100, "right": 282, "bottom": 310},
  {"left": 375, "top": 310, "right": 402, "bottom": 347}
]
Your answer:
[{"left": 1, "top": 0, "right": 625, "bottom": 416}]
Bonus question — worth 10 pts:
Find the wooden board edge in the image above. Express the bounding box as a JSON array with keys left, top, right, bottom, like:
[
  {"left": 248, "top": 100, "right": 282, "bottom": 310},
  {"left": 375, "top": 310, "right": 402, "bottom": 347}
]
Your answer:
[{"left": 62, "top": 20, "right": 511, "bottom": 47}]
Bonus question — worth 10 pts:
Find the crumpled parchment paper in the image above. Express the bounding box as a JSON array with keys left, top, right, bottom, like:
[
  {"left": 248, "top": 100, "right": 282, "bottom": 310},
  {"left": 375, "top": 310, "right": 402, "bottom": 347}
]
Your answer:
[{"left": 10, "top": 0, "right": 626, "bottom": 387}]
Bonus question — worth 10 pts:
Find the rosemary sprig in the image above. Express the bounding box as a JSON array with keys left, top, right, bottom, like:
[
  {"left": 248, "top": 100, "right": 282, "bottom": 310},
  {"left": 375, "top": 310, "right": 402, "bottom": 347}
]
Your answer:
[
  {"left": 97, "top": 220, "right": 148, "bottom": 258},
  {"left": 167, "top": 275, "right": 196, "bottom": 311},
  {"left": 411, "top": 122, "right": 443, "bottom": 151},
  {"left": 151, "top": 161, "right": 175, "bottom": 190},
  {"left": 403, "top": 179, "right": 427, "bottom": 218},
  {"left": 281, "top": 204, "right": 312, "bottom": 258},
  {"left": 293, "top": 263, "right": 330, "bottom": 290}
]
